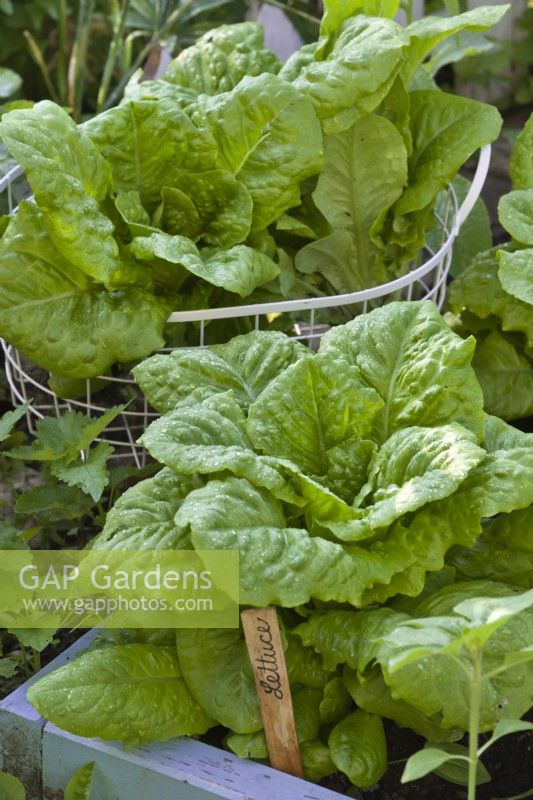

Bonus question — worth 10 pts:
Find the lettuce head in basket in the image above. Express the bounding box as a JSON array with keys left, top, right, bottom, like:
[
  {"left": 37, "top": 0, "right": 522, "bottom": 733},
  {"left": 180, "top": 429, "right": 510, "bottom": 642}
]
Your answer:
[{"left": 0, "top": 3, "right": 506, "bottom": 379}]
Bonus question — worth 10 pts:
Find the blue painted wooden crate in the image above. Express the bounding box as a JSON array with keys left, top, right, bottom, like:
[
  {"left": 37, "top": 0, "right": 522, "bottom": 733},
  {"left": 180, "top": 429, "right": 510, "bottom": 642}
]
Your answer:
[{"left": 0, "top": 632, "right": 346, "bottom": 800}]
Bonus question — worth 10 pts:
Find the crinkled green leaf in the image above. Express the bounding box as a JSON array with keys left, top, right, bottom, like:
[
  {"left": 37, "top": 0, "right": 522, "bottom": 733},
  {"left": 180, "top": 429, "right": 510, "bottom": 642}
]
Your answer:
[
  {"left": 344, "top": 668, "right": 462, "bottom": 743},
  {"left": 92, "top": 468, "right": 197, "bottom": 550},
  {"left": 330, "top": 424, "right": 484, "bottom": 541},
  {"left": 155, "top": 170, "right": 253, "bottom": 247},
  {"left": 163, "top": 23, "right": 280, "bottom": 94},
  {"left": 449, "top": 507, "right": 533, "bottom": 589},
  {"left": 50, "top": 442, "right": 113, "bottom": 502},
  {"left": 64, "top": 762, "right": 95, "bottom": 800},
  {"left": 402, "top": 5, "right": 509, "bottom": 84},
  {"left": 176, "top": 629, "right": 261, "bottom": 734},
  {"left": 0, "top": 101, "right": 119, "bottom": 285},
  {"left": 27, "top": 644, "right": 213, "bottom": 744},
  {"left": 278, "top": 43, "right": 318, "bottom": 83},
  {"left": 498, "top": 249, "right": 533, "bottom": 306},
  {"left": 296, "top": 114, "right": 408, "bottom": 292},
  {"left": 319, "top": 676, "right": 353, "bottom": 725},
  {"left": 176, "top": 476, "right": 390, "bottom": 607},
  {"left": 295, "top": 608, "right": 405, "bottom": 672},
  {"left": 131, "top": 232, "right": 278, "bottom": 297},
  {"left": 510, "top": 111, "right": 533, "bottom": 190},
  {"left": 285, "top": 631, "right": 333, "bottom": 690},
  {"left": 471, "top": 331, "right": 533, "bottom": 421},
  {"left": 329, "top": 710, "right": 387, "bottom": 788},
  {"left": 203, "top": 73, "right": 322, "bottom": 230},
  {"left": 114, "top": 190, "right": 156, "bottom": 237},
  {"left": 423, "top": 30, "right": 495, "bottom": 77},
  {"left": 499, "top": 190, "right": 533, "bottom": 246},
  {"left": 360, "top": 416, "right": 533, "bottom": 602},
  {"left": 8, "top": 406, "right": 124, "bottom": 463},
  {"left": 83, "top": 99, "right": 217, "bottom": 209},
  {"left": 392, "top": 91, "right": 502, "bottom": 219},
  {"left": 358, "top": 488, "right": 482, "bottom": 606},
  {"left": 123, "top": 77, "right": 198, "bottom": 106},
  {"left": 319, "top": 301, "right": 485, "bottom": 443},
  {"left": 139, "top": 395, "right": 273, "bottom": 483},
  {"left": 320, "top": 0, "right": 400, "bottom": 51},
  {"left": 464, "top": 415, "right": 533, "bottom": 517},
  {"left": 248, "top": 357, "right": 382, "bottom": 502},
  {"left": 295, "top": 16, "right": 408, "bottom": 134},
  {"left": 0, "top": 202, "right": 169, "bottom": 378},
  {"left": 449, "top": 248, "right": 533, "bottom": 347},
  {"left": 134, "top": 330, "right": 308, "bottom": 413},
  {"left": 300, "top": 740, "right": 337, "bottom": 783}
]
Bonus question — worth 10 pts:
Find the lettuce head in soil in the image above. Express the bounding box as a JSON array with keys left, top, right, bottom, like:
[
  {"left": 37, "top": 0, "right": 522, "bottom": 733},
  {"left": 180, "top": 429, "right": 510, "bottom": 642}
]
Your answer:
[
  {"left": 27, "top": 300, "right": 533, "bottom": 789},
  {"left": 0, "top": 3, "right": 507, "bottom": 380}
]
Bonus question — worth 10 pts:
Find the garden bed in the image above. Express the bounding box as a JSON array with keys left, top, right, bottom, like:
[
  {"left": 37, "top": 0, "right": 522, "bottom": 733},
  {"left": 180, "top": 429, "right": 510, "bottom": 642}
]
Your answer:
[
  {"left": 0, "top": 633, "right": 346, "bottom": 800},
  {"left": 2, "top": 630, "right": 532, "bottom": 800}
]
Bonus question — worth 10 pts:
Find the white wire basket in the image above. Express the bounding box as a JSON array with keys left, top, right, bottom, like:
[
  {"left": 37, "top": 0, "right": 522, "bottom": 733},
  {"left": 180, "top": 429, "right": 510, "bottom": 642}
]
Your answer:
[{"left": 0, "top": 146, "right": 491, "bottom": 465}]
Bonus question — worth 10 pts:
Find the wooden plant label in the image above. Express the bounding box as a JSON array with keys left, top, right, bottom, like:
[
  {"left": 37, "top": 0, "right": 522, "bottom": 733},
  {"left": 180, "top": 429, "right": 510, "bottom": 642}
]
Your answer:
[{"left": 241, "top": 607, "right": 304, "bottom": 779}]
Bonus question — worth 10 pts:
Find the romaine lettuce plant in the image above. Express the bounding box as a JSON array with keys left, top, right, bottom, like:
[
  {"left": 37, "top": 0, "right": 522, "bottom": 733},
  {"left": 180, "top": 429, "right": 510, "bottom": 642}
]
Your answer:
[
  {"left": 27, "top": 301, "right": 533, "bottom": 793},
  {"left": 0, "top": 5, "right": 506, "bottom": 380},
  {"left": 448, "top": 113, "right": 533, "bottom": 421}
]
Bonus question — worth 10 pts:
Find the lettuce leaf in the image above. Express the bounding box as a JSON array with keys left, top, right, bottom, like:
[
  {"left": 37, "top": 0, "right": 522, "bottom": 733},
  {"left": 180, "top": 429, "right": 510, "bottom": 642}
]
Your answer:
[
  {"left": 202, "top": 73, "right": 323, "bottom": 231},
  {"left": 296, "top": 114, "right": 408, "bottom": 292},
  {"left": 297, "top": 582, "right": 533, "bottom": 732},
  {"left": 134, "top": 330, "right": 309, "bottom": 413},
  {"left": 449, "top": 507, "right": 533, "bottom": 589},
  {"left": 163, "top": 23, "right": 280, "bottom": 95},
  {"left": 319, "top": 301, "right": 485, "bottom": 442},
  {"left": 28, "top": 644, "right": 214, "bottom": 745},
  {"left": 0, "top": 202, "right": 170, "bottom": 378},
  {"left": 294, "top": 16, "right": 408, "bottom": 134},
  {"left": 0, "top": 102, "right": 119, "bottom": 286}
]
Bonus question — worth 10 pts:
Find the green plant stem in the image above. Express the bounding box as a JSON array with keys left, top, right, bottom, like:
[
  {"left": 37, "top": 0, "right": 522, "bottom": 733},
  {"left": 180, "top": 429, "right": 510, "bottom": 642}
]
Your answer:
[
  {"left": 23, "top": 30, "right": 60, "bottom": 103},
  {"left": 104, "top": 0, "right": 198, "bottom": 109},
  {"left": 68, "top": 0, "right": 95, "bottom": 120},
  {"left": 32, "top": 649, "right": 41, "bottom": 674},
  {"left": 57, "top": 0, "right": 68, "bottom": 105},
  {"left": 97, "top": 0, "right": 131, "bottom": 112},
  {"left": 96, "top": 500, "right": 106, "bottom": 525},
  {"left": 468, "top": 648, "right": 483, "bottom": 800},
  {"left": 265, "top": 0, "right": 321, "bottom": 25},
  {"left": 444, "top": 0, "right": 461, "bottom": 15}
]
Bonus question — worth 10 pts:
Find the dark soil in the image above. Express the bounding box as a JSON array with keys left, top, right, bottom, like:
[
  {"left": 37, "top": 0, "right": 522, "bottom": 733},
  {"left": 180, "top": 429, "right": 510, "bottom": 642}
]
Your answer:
[
  {"left": 346, "top": 716, "right": 533, "bottom": 800},
  {"left": 197, "top": 717, "right": 533, "bottom": 799}
]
